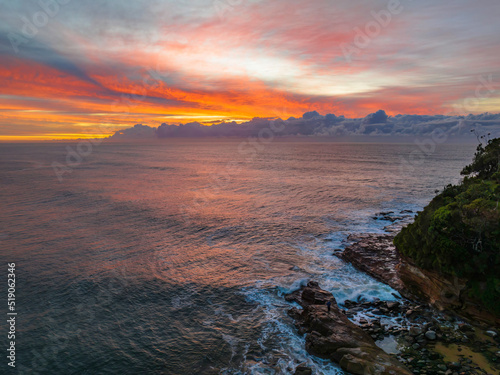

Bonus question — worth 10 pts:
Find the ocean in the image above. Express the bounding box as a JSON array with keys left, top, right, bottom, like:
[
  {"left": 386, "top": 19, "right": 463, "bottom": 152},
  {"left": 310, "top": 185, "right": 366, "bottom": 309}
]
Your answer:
[{"left": 0, "top": 139, "right": 476, "bottom": 374}]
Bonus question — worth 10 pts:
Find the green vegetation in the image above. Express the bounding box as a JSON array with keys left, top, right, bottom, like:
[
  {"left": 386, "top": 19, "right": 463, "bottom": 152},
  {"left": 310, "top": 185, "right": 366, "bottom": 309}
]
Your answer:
[{"left": 394, "top": 138, "right": 500, "bottom": 314}]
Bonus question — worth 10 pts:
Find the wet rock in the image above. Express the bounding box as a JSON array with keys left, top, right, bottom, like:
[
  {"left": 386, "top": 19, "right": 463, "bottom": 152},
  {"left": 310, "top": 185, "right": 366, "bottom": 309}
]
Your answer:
[
  {"left": 386, "top": 301, "right": 400, "bottom": 310},
  {"left": 302, "top": 283, "right": 334, "bottom": 305},
  {"left": 425, "top": 331, "right": 437, "bottom": 340},
  {"left": 457, "top": 323, "right": 473, "bottom": 332},
  {"left": 285, "top": 281, "right": 331, "bottom": 306},
  {"left": 286, "top": 281, "right": 412, "bottom": 375},
  {"left": 294, "top": 363, "right": 312, "bottom": 375},
  {"left": 448, "top": 362, "right": 461, "bottom": 370},
  {"left": 410, "top": 327, "right": 423, "bottom": 336},
  {"left": 485, "top": 330, "right": 497, "bottom": 338},
  {"left": 336, "top": 234, "right": 405, "bottom": 291},
  {"left": 337, "top": 232, "right": 500, "bottom": 326}
]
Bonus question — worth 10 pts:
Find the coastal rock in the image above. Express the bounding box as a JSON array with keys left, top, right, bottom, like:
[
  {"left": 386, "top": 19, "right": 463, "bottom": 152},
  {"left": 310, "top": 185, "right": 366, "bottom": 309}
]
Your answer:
[
  {"left": 396, "top": 260, "right": 464, "bottom": 310},
  {"left": 398, "top": 253, "right": 500, "bottom": 325},
  {"left": 285, "top": 281, "right": 332, "bottom": 306},
  {"left": 409, "top": 327, "right": 422, "bottom": 336},
  {"left": 336, "top": 234, "right": 405, "bottom": 292},
  {"left": 294, "top": 363, "right": 312, "bottom": 375},
  {"left": 486, "top": 330, "right": 498, "bottom": 338},
  {"left": 286, "top": 281, "right": 412, "bottom": 375},
  {"left": 425, "top": 330, "right": 436, "bottom": 340},
  {"left": 338, "top": 233, "right": 500, "bottom": 326},
  {"left": 302, "top": 281, "right": 334, "bottom": 305}
]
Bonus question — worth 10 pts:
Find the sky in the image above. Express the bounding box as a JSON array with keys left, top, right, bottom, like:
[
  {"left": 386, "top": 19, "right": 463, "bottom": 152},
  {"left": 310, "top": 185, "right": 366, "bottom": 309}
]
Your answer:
[{"left": 0, "top": 0, "right": 499, "bottom": 140}]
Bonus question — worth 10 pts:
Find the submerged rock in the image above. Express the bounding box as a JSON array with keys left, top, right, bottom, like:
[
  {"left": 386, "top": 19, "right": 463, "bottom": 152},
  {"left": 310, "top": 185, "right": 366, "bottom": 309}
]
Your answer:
[{"left": 286, "top": 281, "right": 412, "bottom": 375}]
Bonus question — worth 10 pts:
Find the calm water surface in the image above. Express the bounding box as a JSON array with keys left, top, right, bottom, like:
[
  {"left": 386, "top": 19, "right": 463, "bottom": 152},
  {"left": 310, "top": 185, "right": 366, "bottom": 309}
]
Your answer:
[{"left": 0, "top": 140, "right": 476, "bottom": 374}]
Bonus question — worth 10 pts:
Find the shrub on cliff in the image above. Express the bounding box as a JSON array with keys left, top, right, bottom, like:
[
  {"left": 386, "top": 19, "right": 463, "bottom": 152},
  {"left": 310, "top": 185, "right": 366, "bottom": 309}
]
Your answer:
[{"left": 394, "top": 138, "right": 500, "bottom": 314}]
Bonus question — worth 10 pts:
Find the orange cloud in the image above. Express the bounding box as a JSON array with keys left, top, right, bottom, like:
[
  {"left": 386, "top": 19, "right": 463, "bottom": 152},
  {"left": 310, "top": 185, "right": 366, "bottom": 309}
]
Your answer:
[{"left": 1, "top": 0, "right": 499, "bottom": 140}]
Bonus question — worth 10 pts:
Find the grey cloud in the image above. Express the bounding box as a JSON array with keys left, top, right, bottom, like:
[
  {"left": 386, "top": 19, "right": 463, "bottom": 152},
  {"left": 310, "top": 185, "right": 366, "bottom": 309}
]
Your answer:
[
  {"left": 110, "top": 124, "right": 156, "bottom": 139},
  {"left": 108, "top": 111, "right": 500, "bottom": 141},
  {"left": 362, "top": 110, "right": 388, "bottom": 125}
]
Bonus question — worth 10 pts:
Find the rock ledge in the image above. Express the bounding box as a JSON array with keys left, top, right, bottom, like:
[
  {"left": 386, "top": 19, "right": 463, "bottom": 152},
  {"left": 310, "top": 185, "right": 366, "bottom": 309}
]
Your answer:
[
  {"left": 337, "top": 233, "right": 500, "bottom": 326},
  {"left": 285, "top": 281, "right": 412, "bottom": 375}
]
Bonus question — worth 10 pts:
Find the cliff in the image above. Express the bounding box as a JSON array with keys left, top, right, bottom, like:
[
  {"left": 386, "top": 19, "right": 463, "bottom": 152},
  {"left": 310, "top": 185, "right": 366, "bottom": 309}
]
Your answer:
[
  {"left": 394, "top": 138, "right": 500, "bottom": 318},
  {"left": 339, "top": 233, "right": 500, "bottom": 325}
]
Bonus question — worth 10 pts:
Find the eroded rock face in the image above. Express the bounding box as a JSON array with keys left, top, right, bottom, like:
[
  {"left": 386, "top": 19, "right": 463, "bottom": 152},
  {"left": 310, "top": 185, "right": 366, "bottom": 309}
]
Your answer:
[
  {"left": 286, "top": 281, "right": 412, "bottom": 375},
  {"left": 397, "top": 259, "right": 464, "bottom": 309},
  {"left": 338, "top": 234, "right": 405, "bottom": 292},
  {"left": 337, "top": 233, "right": 500, "bottom": 326}
]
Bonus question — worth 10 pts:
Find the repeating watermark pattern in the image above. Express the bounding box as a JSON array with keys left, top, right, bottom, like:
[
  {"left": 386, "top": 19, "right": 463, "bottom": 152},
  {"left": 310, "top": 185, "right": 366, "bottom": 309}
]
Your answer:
[
  {"left": 341, "top": 0, "right": 413, "bottom": 63},
  {"left": 8, "top": 0, "right": 72, "bottom": 53},
  {"left": 14, "top": 0, "right": 497, "bottom": 371}
]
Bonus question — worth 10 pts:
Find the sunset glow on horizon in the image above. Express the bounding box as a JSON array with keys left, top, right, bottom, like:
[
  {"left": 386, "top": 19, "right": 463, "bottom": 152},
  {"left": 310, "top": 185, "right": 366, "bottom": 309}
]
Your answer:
[{"left": 1, "top": 0, "right": 499, "bottom": 140}]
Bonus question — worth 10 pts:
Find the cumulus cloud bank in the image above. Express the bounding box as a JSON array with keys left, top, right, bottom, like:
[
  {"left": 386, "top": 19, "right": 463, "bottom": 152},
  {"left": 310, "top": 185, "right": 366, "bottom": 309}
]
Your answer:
[{"left": 109, "top": 111, "right": 500, "bottom": 141}]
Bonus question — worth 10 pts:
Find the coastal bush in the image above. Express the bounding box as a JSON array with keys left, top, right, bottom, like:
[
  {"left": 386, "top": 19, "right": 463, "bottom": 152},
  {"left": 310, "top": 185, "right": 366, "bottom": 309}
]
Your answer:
[{"left": 394, "top": 138, "right": 500, "bottom": 315}]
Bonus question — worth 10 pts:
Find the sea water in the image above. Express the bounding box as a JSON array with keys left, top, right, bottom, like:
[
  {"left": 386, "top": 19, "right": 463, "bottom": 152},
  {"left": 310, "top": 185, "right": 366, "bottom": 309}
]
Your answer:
[{"left": 0, "top": 140, "right": 476, "bottom": 374}]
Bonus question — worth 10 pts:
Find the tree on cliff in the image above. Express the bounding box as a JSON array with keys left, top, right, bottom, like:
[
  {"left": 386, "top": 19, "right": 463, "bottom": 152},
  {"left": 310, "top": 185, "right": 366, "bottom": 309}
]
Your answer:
[{"left": 394, "top": 137, "right": 500, "bottom": 314}]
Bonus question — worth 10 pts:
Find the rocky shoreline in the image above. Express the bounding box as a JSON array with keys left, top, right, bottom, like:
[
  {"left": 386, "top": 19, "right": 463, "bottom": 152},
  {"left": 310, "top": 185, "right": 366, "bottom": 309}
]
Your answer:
[
  {"left": 285, "top": 211, "right": 500, "bottom": 375},
  {"left": 285, "top": 281, "right": 413, "bottom": 375},
  {"left": 336, "top": 232, "right": 500, "bottom": 326},
  {"left": 286, "top": 281, "right": 500, "bottom": 375},
  {"left": 341, "top": 297, "right": 500, "bottom": 375}
]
